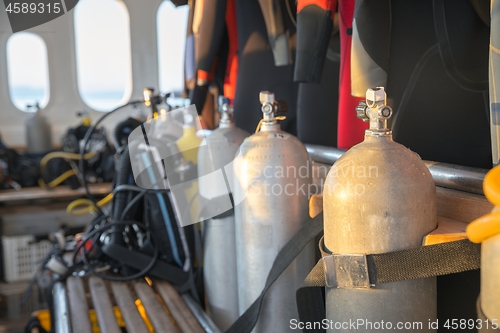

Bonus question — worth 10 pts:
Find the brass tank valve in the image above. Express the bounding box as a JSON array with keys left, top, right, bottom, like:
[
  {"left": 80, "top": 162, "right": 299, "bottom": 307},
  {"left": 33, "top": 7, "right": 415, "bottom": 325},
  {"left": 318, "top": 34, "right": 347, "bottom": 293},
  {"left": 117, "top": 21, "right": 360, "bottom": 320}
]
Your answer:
[{"left": 356, "top": 87, "right": 393, "bottom": 135}]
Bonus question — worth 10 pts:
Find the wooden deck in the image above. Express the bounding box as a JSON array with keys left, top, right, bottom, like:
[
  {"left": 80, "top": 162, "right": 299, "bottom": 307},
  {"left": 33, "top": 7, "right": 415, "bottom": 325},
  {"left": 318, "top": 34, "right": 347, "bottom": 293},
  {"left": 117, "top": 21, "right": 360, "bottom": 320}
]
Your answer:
[{"left": 55, "top": 277, "right": 209, "bottom": 333}]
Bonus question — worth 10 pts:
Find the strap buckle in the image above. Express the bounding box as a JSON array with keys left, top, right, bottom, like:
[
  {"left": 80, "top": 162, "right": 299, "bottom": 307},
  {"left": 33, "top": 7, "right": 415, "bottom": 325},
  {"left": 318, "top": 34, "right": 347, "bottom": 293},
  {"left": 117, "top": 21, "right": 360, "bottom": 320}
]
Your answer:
[
  {"left": 320, "top": 237, "right": 372, "bottom": 289},
  {"left": 323, "top": 254, "right": 371, "bottom": 289}
]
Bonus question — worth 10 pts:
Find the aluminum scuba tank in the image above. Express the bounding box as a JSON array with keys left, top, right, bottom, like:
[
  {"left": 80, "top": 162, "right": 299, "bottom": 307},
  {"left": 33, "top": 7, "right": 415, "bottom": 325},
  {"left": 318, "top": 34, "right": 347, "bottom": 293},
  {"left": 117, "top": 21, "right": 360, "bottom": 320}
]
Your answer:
[
  {"left": 323, "top": 87, "right": 437, "bottom": 332},
  {"left": 233, "top": 91, "right": 315, "bottom": 333},
  {"left": 198, "top": 96, "right": 250, "bottom": 331},
  {"left": 481, "top": 232, "right": 500, "bottom": 328},
  {"left": 26, "top": 103, "right": 52, "bottom": 155}
]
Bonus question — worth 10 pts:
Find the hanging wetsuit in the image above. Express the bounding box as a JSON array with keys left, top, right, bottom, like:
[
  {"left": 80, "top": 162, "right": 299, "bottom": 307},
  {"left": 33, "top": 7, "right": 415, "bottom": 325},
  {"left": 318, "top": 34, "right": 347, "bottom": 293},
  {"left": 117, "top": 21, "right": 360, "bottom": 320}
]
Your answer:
[
  {"left": 294, "top": 0, "right": 367, "bottom": 148},
  {"left": 351, "top": 0, "right": 491, "bottom": 169},
  {"left": 337, "top": 0, "right": 366, "bottom": 149},
  {"left": 294, "top": 0, "right": 341, "bottom": 147},
  {"left": 223, "top": 0, "right": 238, "bottom": 102},
  {"left": 189, "top": 0, "right": 228, "bottom": 116},
  {"left": 296, "top": 36, "right": 341, "bottom": 147},
  {"left": 184, "top": 0, "right": 196, "bottom": 96},
  {"left": 232, "top": 0, "right": 298, "bottom": 135}
]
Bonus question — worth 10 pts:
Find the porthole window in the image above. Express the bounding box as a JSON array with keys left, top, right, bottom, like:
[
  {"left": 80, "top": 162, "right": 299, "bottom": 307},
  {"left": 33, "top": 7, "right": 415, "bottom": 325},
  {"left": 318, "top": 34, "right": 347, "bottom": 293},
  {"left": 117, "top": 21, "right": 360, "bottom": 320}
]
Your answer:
[
  {"left": 157, "top": 1, "right": 189, "bottom": 95},
  {"left": 74, "top": 0, "right": 132, "bottom": 111},
  {"left": 6, "top": 32, "right": 50, "bottom": 112}
]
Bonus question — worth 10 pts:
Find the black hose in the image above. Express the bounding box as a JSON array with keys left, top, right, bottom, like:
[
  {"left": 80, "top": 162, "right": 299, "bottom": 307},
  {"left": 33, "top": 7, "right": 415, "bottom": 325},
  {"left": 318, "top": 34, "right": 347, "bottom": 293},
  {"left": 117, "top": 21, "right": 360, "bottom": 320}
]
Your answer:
[
  {"left": 112, "top": 117, "right": 143, "bottom": 151},
  {"left": 109, "top": 146, "right": 132, "bottom": 245}
]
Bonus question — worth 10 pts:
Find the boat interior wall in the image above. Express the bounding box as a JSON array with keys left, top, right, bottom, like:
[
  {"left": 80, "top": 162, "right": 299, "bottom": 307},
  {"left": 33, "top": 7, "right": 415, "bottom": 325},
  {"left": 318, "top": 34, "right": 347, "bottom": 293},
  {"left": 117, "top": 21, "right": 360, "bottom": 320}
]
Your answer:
[{"left": 0, "top": 0, "right": 163, "bottom": 147}]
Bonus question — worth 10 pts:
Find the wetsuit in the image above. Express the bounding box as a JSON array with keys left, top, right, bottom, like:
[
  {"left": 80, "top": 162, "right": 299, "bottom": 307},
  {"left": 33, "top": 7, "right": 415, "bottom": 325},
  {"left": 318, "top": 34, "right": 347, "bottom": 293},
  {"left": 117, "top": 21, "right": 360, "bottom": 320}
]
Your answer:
[
  {"left": 294, "top": 0, "right": 367, "bottom": 148},
  {"left": 232, "top": 0, "right": 298, "bottom": 135},
  {"left": 351, "top": 0, "right": 491, "bottom": 169}
]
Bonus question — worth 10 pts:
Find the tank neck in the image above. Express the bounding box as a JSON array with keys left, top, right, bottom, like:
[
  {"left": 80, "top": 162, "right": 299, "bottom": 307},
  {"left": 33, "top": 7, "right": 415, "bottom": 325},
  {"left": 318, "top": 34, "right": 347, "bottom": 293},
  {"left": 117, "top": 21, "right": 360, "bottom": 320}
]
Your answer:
[
  {"left": 363, "top": 130, "right": 396, "bottom": 145},
  {"left": 183, "top": 126, "right": 197, "bottom": 135},
  {"left": 365, "top": 129, "right": 393, "bottom": 137},
  {"left": 260, "top": 121, "right": 281, "bottom": 132}
]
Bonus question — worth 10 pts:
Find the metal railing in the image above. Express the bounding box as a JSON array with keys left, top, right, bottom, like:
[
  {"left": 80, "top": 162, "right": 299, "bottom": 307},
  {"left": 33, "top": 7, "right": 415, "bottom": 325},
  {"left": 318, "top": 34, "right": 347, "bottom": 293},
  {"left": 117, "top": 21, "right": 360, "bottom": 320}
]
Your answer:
[{"left": 305, "top": 144, "right": 488, "bottom": 195}]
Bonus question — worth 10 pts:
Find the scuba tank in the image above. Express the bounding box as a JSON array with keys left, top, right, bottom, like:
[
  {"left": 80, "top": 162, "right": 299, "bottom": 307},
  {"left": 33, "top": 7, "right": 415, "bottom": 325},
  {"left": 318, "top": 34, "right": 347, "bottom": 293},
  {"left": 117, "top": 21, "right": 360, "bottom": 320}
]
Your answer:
[
  {"left": 25, "top": 103, "right": 52, "bottom": 156},
  {"left": 198, "top": 96, "right": 250, "bottom": 331},
  {"left": 233, "top": 91, "right": 314, "bottom": 332},
  {"left": 466, "top": 167, "right": 500, "bottom": 331},
  {"left": 323, "top": 87, "right": 437, "bottom": 332}
]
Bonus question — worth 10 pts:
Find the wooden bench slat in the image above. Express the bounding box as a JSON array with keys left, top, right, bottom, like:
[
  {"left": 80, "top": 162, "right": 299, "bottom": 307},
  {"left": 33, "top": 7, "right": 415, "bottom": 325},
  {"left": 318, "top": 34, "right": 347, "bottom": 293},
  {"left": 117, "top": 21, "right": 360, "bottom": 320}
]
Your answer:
[
  {"left": 67, "top": 277, "right": 92, "bottom": 333},
  {"left": 155, "top": 281, "right": 205, "bottom": 333},
  {"left": 134, "top": 281, "right": 180, "bottom": 333},
  {"left": 110, "top": 282, "right": 149, "bottom": 333},
  {"left": 89, "top": 276, "right": 121, "bottom": 333},
  {"left": 436, "top": 187, "right": 492, "bottom": 223}
]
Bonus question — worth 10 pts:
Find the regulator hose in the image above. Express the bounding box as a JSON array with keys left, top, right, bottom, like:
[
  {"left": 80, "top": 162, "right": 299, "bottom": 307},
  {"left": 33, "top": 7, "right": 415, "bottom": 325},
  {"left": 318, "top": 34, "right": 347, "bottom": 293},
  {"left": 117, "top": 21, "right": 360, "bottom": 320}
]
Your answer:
[
  {"left": 109, "top": 146, "right": 132, "bottom": 245},
  {"left": 66, "top": 194, "right": 113, "bottom": 216},
  {"left": 38, "top": 151, "right": 96, "bottom": 188}
]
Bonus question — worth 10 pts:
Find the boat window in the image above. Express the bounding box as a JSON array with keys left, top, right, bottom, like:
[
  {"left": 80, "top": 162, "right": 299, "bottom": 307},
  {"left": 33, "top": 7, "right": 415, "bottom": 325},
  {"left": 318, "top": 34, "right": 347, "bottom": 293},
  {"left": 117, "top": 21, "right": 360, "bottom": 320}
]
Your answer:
[
  {"left": 74, "top": 0, "right": 132, "bottom": 112},
  {"left": 157, "top": 1, "right": 189, "bottom": 97},
  {"left": 6, "top": 32, "right": 50, "bottom": 112}
]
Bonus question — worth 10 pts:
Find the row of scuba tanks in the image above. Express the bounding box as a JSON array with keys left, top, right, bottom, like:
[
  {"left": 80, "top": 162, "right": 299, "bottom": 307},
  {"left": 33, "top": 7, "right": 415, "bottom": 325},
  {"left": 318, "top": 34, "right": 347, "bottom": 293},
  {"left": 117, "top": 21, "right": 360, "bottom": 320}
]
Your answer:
[
  {"left": 200, "top": 88, "right": 500, "bottom": 333},
  {"left": 10, "top": 87, "right": 499, "bottom": 332},
  {"left": 200, "top": 88, "right": 430, "bottom": 332},
  {"left": 199, "top": 92, "right": 311, "bottom": 332}
]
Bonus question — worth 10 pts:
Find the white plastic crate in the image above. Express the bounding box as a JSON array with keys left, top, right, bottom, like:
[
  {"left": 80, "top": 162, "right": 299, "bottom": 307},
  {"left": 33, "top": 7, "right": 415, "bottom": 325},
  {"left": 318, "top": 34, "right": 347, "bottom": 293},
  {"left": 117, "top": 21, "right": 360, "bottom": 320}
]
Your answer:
[{"left": 2, "top": 235, "right": 52, "bottom": 283}]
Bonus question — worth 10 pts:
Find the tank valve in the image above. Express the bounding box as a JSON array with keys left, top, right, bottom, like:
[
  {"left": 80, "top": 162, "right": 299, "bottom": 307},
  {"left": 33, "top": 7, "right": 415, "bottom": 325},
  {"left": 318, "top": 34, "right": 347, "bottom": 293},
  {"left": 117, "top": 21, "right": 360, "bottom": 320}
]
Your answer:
[
  {"left": 218, "top": 96, "right": 233, "bottom": 125},
  {"left": 356, "top": 87, "right": 392, "bottom": 134},
  {"left": 259, "top": 91, "right": 288, "bottom": 122}
]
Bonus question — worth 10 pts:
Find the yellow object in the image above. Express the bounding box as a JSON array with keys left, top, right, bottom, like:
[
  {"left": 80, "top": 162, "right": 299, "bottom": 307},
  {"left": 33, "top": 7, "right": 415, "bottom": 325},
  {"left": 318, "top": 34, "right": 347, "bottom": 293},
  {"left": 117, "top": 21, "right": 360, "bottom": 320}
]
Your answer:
[
  {"left": 467, "top": 165, "right": 500, "bottom": 243},
  {"left": 483, "top": 164, "right": 500, "bottom": 207},
  {"left": 81, "top": 115, "right": 91, "bottom": 127},
  {"left": 40, "top": 151, "right": 96, "bottom": 169},
  {"left": 135, "top": 299, "right": 154, "bottom": 332},
  {"left": 33, "top": 301, "right": 154, "bottom": 333},
  {"left": 38, "top": 151, "right": 96, "bottom": 188},
  {"left": 176, "top": 113, "right": 203, "bottom": 222},
  {"left": 34, "top": 309, "right": 51, "bottom": 332},
  {"left": 254, "top": 115, "right": 287, "bottom": 133},
  {"left": 176, "top": 114, "right": 202, "bottom": 164},
  {"left": 66, "top": 193, "right": 113, "bottom": 216},
  {"left": 467, "top": 211, "right": 500, "bottom": 243},
  {"left": 38, "top": 169, "right": 76, "bottom": 188}
]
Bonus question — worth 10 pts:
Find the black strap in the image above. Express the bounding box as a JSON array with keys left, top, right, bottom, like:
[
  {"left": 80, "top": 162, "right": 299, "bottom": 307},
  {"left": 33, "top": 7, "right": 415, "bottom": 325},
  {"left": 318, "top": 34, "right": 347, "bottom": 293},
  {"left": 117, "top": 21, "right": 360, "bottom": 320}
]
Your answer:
[
  {"left": 297, "top": 239, "right": 481, "bottom": 333},
  {"left": 225, "top": 213, "right": 324, "bottom": 333},
  {"left": 368, "top": 238, "right": 480, "bottom": 284},
  {"left": 223, "top": 210, "right": 481, "bottom": 333}
]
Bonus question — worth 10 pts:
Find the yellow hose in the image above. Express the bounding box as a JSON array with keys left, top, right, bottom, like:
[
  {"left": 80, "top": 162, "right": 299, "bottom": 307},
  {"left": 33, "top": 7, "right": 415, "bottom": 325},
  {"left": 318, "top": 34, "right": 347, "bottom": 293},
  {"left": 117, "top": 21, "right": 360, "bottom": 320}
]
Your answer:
[
  {"left": 40, "top": 151, "right": 96, "bottom": 168},
  {"left": 66, "top": 193, "right": 113, "bottom": 216},
  {"left": 38, "top": 151, "right": 96, "bottom": 189},
  {"left": 254, "top": 116, "right": 287, "bottom": 133},
  {"left": 466, "top": 165, "right": 500, "bottom": 243},
  {"left": 38, "top": 169, "right": 76, "bottom": 189}
]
